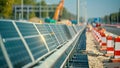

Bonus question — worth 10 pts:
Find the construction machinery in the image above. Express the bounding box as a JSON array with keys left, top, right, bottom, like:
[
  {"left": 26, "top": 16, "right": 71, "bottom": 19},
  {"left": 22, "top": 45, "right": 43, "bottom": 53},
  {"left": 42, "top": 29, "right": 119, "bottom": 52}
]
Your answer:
[{"left": 45, "top": 0, "right": 64, "bottom": 23}]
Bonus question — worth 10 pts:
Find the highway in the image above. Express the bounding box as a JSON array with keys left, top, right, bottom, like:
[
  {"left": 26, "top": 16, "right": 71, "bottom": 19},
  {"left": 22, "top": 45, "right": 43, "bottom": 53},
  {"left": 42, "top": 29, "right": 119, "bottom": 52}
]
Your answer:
[{"left": 103, "top": 26, "right": 120, "bottom": 36}]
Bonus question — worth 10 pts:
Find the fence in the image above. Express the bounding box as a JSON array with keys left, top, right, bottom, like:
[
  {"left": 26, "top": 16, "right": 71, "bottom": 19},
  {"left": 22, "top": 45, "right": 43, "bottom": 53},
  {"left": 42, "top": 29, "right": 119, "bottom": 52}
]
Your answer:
[{"left": 0, "top": 20, "right": 86, "bottom": 68}]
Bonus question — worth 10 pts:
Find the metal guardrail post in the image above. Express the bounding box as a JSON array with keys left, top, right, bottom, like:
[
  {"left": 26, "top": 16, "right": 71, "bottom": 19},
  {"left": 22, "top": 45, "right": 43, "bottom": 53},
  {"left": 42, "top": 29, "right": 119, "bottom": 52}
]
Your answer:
[
  {"left": 33, "top": 24, "right": 50, "bottom": 52},
  {"left": 0, "top": 35, "right": 13, "bottom": 68},
  {"left": 12, "top": 21, "right": 35, "bottom": 62}
]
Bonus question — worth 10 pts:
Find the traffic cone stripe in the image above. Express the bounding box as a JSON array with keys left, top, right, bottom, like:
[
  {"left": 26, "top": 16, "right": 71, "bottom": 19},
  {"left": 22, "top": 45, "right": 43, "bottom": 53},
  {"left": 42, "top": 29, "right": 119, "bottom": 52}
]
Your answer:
[
  {"left": 107, "top": 47, "right": 114, "bottom": 51},
  {"left": 115, "top": 51, "right": 120, "bottom": 55}
]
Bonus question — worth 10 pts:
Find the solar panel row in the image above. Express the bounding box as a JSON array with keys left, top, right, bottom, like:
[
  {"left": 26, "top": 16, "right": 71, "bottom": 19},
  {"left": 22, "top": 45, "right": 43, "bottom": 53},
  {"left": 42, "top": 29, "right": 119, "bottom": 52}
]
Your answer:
[{"left": 0, "top": 20, "right": 83, "bottom": 68}]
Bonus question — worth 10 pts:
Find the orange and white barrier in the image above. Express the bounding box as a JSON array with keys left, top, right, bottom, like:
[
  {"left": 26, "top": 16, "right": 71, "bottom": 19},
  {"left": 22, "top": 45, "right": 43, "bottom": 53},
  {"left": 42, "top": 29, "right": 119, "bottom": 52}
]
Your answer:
[
  {"left": 114, "top": 37, "right": 120, "bottom": 59},
  {"left": 100, "top": 32, "right": 107, "bottom": 50},
  {"left": 105, "top": 36, "right": 114, "bottom": 56},
  {"left": 112, "top": 37, "right": 120, "bottom": 62}
]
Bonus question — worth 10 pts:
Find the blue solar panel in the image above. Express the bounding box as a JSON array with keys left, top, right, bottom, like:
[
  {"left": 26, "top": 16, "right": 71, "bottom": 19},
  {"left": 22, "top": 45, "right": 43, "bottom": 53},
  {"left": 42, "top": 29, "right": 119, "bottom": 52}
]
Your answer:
[
  {"left": 67, "top": 26, "right": 76, "bottom": 37},
  {"left": 35, "top": 24, "right": 58, "bottom": 50},
  {"left": 4, "top": 39, "right": 32, "bottom": 68},
  {"left": 60, "top": 25, "right": 72, "bottom": 39},
  {"left": 0, "top": 21, "right": 19, "bottom": 38},
  {"left": 0, "top": 47, "right": 8, "bottom": 68},
  {"left": 35, "top": 24, "right": 49, "bottom": 34},
  {"left": 43, "top": 35, "right": 57, "bottom": 51},
  {"left": 44, "top": 24, "right": 59, "bottom": 46},
  {"left": 25, "top": 36, "right": 48, "bottom": 60},
  {"left": 16, "top": 22, "right": 39, "bottom": 36},
  {"left": 50, "top": 25, "right": 63, "bottom": 44},
  {"left": 56, "top": 25, "right": 67, "bottom": 42}
]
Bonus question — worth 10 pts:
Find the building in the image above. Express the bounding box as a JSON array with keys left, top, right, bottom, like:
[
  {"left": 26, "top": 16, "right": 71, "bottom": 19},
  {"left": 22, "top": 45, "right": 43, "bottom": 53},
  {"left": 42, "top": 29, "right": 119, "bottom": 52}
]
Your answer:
[{"left": 13, "top": 5, "right": 57, "bottom": 20}]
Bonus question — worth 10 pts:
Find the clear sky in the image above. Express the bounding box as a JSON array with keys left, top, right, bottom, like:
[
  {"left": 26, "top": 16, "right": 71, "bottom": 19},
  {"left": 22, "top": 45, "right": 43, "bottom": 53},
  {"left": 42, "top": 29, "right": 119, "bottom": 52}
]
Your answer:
[{"left": 43, "top": 0, "right": 120, "bottom": 18}]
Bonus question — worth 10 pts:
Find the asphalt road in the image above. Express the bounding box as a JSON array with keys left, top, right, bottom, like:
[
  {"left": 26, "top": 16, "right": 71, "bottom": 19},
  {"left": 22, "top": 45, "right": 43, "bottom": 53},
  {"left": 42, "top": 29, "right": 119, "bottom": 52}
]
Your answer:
[{"left": 102, "top": 26, "right": 120, "bottom": 36}]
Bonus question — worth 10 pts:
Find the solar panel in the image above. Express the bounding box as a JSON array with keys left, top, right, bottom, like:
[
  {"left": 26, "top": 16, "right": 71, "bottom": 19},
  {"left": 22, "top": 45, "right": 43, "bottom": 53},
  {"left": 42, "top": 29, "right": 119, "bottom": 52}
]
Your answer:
[
  {"left": 0, "top": 46, "right": 8, "bottom": 68},
  {"left": 16, "top": 22, "right": 50, "bottom": 59},
  {"left": 16, "top": 22, "right": 39, "bottom": 36},
  {"left": 35, "top": 24, "right": 58, "bottom": 51},
  {"left": 59, "top": 25, "right": 72, "bottom": 40},
  {"left": 67, "top": 26, "right": 76, "bottom": 37},
  {"left": 0, "top": 21, "right": 33, "bottom": 67},
  {"left": 44, "top": 24, "right": 59, "bottom": 46},
  {"left": 56, "top": 25, "right": 67, "bottom": 42},
  {"left": 4, "top": 39, "right": 32, "bottom": 67},
  {"left": 0, "top": 21, "right": 19, "bottom": 38},
  {"left": 25, "top": 36, "right": 48, "bottom": 60},
  {"left": 49, "top": 24, "right": 63, "bottom": 44},
  {"left": 76, "top": 26, "right": 83, "bottom": 31}
]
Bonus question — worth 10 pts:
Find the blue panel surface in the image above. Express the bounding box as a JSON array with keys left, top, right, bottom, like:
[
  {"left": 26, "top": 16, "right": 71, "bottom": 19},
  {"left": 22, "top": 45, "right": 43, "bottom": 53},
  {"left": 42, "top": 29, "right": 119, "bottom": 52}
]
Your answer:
[
  {"left": 50, "top": 25, "right": 63, "bottom": 44},
  {"left": 4, "top": 39, "right": 32, "bottom": 68},
  {"left": 57, "top": 25, "right": 67, "bottom": 42},
  {"left": 67, "top": 26, "right": 76, "bottom": 37},
  {"left": 35, "top": 24, "right": 48, "bottom": 34},
  {"left": 0, "top": 47, "right": 8, "bottom": 68},
  {"left": 16, "top": 22, "right": 39, "bottom": 36},
  {"left": 36, "top": 24, "right": 58, "bottom": 50},
  {"left": 60, "top": 25, "right": 72, "bottom": 39},
  {"left": 43, "top": 35, "right": 57, "bottom": 51},
  {"left": 25, "top": 36, "right": 48, "bottom": 60},
  {"left": 0, "top": 21, "right": 19, "bottom": 38},
  {"left": 44, "top": 24, "right": 59, "bottom": 46}
]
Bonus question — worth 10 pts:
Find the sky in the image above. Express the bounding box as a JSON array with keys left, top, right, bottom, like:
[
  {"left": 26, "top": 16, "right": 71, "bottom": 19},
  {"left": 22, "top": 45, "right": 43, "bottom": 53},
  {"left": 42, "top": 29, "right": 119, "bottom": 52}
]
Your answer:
[{"left": 40, "top": 0, "right": 120, "bottom": 18}]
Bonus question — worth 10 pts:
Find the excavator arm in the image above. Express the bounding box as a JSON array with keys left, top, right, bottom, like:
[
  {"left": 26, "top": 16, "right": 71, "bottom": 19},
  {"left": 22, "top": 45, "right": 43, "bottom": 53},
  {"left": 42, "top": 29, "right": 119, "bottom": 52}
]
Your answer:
[{"left": 53, "top": 0, "right": 64, "bottom": 21}]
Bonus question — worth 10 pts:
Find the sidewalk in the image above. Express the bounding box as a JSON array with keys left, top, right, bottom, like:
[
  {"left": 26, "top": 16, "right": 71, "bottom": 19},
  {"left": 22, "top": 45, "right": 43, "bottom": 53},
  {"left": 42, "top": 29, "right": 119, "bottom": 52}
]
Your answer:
[{"left": 86, "top": 31, "right": 109, "bottom": 68}]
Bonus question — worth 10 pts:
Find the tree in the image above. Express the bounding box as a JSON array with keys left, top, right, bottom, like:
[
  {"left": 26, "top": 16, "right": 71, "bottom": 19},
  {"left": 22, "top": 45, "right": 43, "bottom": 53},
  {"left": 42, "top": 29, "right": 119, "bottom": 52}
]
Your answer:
[
  {"left": 0, "top": 0, "right": 14, "bottom": 19},
  {"left": 40, "top": 0, "right": 48, "bottom": 18}
]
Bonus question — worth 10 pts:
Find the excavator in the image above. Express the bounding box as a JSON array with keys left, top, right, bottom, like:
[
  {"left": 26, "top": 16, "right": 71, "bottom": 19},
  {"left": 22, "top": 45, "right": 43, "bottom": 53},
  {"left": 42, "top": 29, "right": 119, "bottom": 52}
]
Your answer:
[{"left": 45, "top": 0, "right": 64, "bottom": 23}]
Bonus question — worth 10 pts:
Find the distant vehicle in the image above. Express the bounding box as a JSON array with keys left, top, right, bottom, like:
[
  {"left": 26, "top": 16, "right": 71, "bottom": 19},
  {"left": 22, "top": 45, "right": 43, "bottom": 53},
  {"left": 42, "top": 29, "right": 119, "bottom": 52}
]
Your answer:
[{"left": 93, "top": 17, "right": 101, "bottom": 23}]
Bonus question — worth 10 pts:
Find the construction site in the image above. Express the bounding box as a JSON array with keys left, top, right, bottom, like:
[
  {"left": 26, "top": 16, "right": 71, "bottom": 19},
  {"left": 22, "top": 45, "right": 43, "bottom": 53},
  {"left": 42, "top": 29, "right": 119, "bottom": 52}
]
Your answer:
[{"left": 0, "top": 0, "right": 120, "bottom": 68}]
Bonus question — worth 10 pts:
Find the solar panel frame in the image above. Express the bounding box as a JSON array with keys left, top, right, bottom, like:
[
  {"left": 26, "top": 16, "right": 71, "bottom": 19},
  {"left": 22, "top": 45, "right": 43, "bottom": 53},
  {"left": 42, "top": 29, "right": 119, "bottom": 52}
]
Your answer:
[
  {"left": 25, "top": 36, "right": 48, "bottom": 60},
  {"left": 0, "top": 38, "right": 9, "bottom": 68},
  {"left": 16, "top": 22, "right": 51, "bottom": 60},
  {"left": 16, "top": 22, "right": 39, "bottom": 37},
  {"left": 60, "top": 25, "right": 72, "bottom": 40},
  {"left": 49, "top": 24, "right": 63, "bottom": 44},
  {"left": 35, "top": 24, "right": 58, "bottom": 51},
  {"left": 57, "top": 25, "right": 68, "bottom": 42},
  {"left": 0, "top": 20, "right": 20, "bottom": 39}
]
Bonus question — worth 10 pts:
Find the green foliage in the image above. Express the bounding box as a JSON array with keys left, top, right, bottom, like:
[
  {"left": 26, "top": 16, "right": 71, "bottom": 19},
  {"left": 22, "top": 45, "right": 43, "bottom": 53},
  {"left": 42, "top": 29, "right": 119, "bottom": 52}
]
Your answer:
[
  {"left": 0, "top": 0, "right": 76, "bottom": 20},
  {"left": 61, "top": 8, "right": 76, "bottom": 20},
  {"left": 103, "top": 11, "right": 120, "bottom": 24},
  {"left": 29, "top": 12, "right": 36, "bottom": 18},
  {"left": 0, "top": 0, "right": 14, "bottom": 18}
]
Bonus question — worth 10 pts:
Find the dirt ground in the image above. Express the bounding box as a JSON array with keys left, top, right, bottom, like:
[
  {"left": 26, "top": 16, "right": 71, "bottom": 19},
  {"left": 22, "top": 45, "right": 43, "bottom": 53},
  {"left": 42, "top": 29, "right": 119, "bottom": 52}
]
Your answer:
[{"left": 86, "top": 31, "right": 109, "bottom": 68}]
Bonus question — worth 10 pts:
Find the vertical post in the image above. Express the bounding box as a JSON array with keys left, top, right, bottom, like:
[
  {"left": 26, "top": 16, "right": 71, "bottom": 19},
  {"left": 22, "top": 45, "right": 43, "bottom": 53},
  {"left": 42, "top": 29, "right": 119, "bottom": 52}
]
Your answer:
[
  {"left": 77, "top": 0, "right": 80, "bottom": 25},
  {"left": 85, "top": 2, "right": 87, "bottom": 25},
  {"left": 39, "top": 6, "right": 41, "bottom": 18},
  {"left": 0, "top": 35, "right": 13, "bottom": 68},
  {"left": 27, "top": 6, "right": 29, "bottom": 20},
  {"left": 14, "top": 6, "right": 16, "bottom": 20},
  {"left": 21, "top": 0, "right": 23, "bottom": 20}
]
